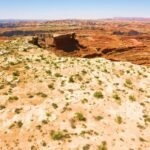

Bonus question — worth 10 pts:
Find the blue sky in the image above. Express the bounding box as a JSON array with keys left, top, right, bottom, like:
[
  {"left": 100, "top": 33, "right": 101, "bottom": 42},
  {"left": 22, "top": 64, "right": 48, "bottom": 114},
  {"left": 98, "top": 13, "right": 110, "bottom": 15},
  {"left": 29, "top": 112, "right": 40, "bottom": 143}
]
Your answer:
[{"left": 0, "top": 0, "right": 150, "bottom": 19}]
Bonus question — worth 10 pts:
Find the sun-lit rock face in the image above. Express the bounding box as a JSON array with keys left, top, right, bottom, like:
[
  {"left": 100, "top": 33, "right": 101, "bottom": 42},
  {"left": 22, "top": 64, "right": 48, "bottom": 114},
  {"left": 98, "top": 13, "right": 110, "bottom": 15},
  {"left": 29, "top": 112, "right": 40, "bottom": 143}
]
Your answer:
[{"left": 0, "top": 39, "right": 150, "bottom": 150}]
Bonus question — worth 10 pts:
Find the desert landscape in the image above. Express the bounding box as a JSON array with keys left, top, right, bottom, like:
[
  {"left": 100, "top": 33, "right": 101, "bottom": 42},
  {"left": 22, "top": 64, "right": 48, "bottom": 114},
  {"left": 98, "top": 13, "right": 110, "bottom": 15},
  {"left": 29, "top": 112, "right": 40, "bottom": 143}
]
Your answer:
[
  {"left": 0, "top": 18, "right": 150, "bottom": 150},
  {"left": 0, "top": 0, "right": 150, "bottom": 149},
  {"left": 1, "top": 19, "right": 150, "bottom": 66}
]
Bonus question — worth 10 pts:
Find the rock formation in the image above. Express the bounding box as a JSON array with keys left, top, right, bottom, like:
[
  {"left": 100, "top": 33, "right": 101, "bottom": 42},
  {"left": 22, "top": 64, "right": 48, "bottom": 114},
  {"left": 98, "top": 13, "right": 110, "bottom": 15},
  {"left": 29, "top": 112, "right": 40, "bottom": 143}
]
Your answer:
[
  {"left": 127, "top": 30, "right": 141, "bottom": 36},
  {"left": 36, "top": 33, "right": 53, "bottom": 48},
  {"left": 112, "top": 31, "right": 125, "bottom": 35},
  {"left": 53, "top": 33, "right": 85, "bottom": 52},
  {"left": 29, "top": 33, "right": 85, "bottom": 52},
  {"left": 28, "top": 36, "right": 39, "bottom": 46},
  {"left": 112, "top": 30, "right": 142, "bottom": 36}
]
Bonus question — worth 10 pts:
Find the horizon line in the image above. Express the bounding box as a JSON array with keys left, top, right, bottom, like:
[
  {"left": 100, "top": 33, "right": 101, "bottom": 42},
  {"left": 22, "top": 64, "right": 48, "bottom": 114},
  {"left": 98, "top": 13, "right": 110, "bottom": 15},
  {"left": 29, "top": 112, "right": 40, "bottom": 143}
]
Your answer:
[{"left": 1, "top": 17, "right": 150, "bottom": 21}]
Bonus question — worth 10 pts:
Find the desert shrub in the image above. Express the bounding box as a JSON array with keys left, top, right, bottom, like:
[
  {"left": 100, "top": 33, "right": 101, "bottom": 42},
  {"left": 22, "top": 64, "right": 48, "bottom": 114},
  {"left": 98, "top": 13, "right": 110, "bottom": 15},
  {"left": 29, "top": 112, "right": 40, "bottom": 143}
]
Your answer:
[
  {"left": 55, "top": 73, "right": 62, "bottom": 77},
  {"left": 17, "top": 121, "right": 23, "bottom": 128},
  {"left": 52, "top": 103, "right": 58, "bottom": 109},
  {"left": 13, "top": 71, "right": 20, "bottom": 76},
  {"left": 81, "top": 98, "right": 88, "bottom": 104},
  {"left": 94, "top": 116, "right": 103, "bottom": 121},
  {"left": 129, "top": 95, "right": 136, "bottom": 102},
  {"left": 113, "top": 94, "right": 121, "bottom": 105},
  {"left": 69, "top": 76, "right": 74, "bottom": 83},
  {"left": 48, "top": 83, "right": 54, "bottom": 89},
  {"left": 75, "top": 112, "right": 86, "bottom": 121},
  {"left": 36, "top": 92, "right": 47, "bottom": 98},
  {"left": 0, "top": 105, "right": 5, "bottom": 110},
  {"left": 8, "top": 96, "right": 19, "bottom": 102},
  {"left": 115, "top": 116, "right": 122, "bottom": 124},
  {"left": 51, "top": 131, "right": 64, "bottom": 140},
  {"left": 98, "top": 141, "right": 107, "bottom": 150},
  {"left": 93, "top": 91, "right": 104, "bottom": 99},
  {"left": 124, "top": 79, "right": 133, "bottom": 89}
]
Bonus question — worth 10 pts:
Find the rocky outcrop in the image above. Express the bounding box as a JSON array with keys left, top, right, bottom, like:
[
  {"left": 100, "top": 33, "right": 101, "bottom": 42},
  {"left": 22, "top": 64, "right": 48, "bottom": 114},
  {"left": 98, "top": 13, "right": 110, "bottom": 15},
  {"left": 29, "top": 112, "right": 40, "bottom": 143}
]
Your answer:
[
  {"left": 53, "top": 33, "right": 85, "bottom": 52},
  {"left": 112, "top": 30, "right": 142, "bottom": 36},
  {"left": 36, "top": 33, "right": 53, "bottom": 48},
  {"left": 28, "top": 33, "right": 53, "bottom": 48},
  {"left": 28, "top": 36, "right": 39, "bottom": 46},
  {"left": 127, "top": 30, "right": 141, "bottom": 36},
  {"left": 112, "top": 31, "right": 125, "bottom": 35},
  {"left": 29, "top": 33, "right": 86, "bottom": 52}
]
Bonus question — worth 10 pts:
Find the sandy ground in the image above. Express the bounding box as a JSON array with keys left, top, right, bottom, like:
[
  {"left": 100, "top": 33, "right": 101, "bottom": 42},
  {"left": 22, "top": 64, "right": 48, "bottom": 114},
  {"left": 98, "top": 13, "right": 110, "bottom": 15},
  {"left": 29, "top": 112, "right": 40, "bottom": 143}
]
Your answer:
[{"left": 0, "top": 39, "right": 150, "bottom": 150}]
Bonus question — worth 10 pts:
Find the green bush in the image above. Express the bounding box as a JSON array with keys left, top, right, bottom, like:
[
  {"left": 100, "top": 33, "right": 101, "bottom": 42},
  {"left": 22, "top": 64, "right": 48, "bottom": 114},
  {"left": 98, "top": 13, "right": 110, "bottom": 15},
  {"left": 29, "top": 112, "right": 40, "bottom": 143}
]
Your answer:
[
  {"left": 51, "top": 131, "right": 64, "bottom": 140},
  {"left": 129, "top": 95, "right": 136, "bottom": 102},
  {"left": 93, "top": 91, "right": 104, "bottom": 99},
  {"left": 69, "top": 76, "right": 74, "bottom": 83},
  {"left": 113, "top": 94, "right": 121, "bottom": 105},
  {"left": 75, "top": 112, "right": 86, "bottom": 121},
  {"left": 98, "top": 141, "right": 107, "bottom": 150},
  {"left": 115, "top": 116, "right": 122, "bottom": 124}
]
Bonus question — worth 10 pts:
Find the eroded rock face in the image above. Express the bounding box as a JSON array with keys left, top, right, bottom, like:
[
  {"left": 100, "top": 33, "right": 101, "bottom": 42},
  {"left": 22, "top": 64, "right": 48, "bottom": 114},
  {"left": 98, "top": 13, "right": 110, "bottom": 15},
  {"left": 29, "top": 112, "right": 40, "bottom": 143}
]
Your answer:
[
  {"left": 27, "top": 31, "right": 150, "bottom": 66},
  {"left": 28, "top": 33, "right": 53, "bottom": 48},
  {"left": 36, "top": 33, "right": 53, "bottom": 48},
  {"left": 29, "top": 33, "right": 85, "bottom": 52},
  {"left": 53, "top": 33, "right": 84, "bottom": 52},
  {"left": 28, "top": 36, "right": 39, "bottom": 46}
]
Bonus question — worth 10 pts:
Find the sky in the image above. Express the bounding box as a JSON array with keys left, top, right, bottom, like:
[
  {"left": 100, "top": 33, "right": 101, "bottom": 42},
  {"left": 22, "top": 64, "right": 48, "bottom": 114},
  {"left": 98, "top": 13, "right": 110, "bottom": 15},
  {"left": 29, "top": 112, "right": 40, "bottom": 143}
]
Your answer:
[{"left": 0, "top": 0, "right": 150, "bottom": 20}]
